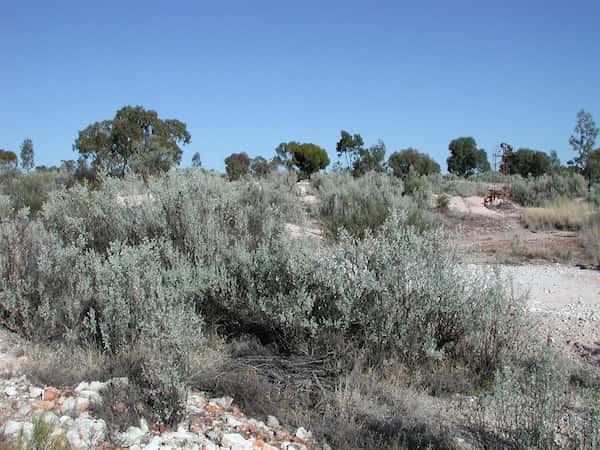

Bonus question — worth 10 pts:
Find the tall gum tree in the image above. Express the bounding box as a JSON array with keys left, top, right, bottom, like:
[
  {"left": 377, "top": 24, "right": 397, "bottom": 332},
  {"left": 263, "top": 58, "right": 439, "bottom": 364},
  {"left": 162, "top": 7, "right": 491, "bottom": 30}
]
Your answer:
[{"left": 73, "top": 105, "right": 191, "bottom": 178}]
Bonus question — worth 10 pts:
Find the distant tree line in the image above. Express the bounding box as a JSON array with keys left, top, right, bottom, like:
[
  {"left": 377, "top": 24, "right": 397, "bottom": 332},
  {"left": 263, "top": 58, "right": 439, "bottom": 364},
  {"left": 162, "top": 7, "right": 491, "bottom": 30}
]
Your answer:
[{"left": 3, "top": 105, "right": 599, "bottom": 188}]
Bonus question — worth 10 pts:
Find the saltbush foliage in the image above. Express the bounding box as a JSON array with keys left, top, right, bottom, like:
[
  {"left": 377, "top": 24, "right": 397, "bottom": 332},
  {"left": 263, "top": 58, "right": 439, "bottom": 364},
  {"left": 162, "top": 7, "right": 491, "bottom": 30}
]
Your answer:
[
  {"left": 2, "top": 171, "right": 61, "bottom": 214},
  {"left": 510, "top": 172, "right": 586, "bottom": 206},
  {"left": 424, "top": 172, "right": 586, "bottom": 206},
  {"left": 425, "top": 173, "right": 489, "bottom": 197},
  {"left": 0, "top": 170, "right": 523, "bottom": 423},
  {"left": 314, "top": 171, "right": 435, "bottom": 238}
]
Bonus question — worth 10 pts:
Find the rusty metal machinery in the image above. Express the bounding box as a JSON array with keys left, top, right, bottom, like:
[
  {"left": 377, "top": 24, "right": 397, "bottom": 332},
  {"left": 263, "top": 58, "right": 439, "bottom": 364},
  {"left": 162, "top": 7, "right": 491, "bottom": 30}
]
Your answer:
[{"left": 484, "top": 142, "right": 513, "bottom": 207}]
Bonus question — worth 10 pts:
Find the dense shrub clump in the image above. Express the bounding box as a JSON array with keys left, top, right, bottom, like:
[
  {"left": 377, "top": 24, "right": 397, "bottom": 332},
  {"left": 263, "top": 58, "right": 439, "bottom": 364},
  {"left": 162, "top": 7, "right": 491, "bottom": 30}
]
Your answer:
[
  {"left": 1, "top": 170, "right": 563, "bottom": 445},
  {"left": 314, "top": 171, "right": 435, "bottom": 238},
  {"left": 510, "top": 172, "right": 586, "bottom": 206},
  {"left": 426, "top": 173, "right": 490, "bottom": 197}
]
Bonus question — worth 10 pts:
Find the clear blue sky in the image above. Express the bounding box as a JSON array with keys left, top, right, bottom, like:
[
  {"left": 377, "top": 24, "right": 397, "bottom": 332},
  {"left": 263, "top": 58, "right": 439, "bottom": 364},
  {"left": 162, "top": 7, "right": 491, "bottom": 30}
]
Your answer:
[{"left": 2, "top": 0, "right": 599, "bottom": 171}]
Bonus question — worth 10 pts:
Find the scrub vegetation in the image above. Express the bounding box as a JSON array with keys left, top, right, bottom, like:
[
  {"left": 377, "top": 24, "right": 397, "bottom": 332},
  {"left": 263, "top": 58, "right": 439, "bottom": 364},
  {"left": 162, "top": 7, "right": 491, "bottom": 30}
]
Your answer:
[{"left": 1, "top": 107, "right": 599, "bottom": 448}]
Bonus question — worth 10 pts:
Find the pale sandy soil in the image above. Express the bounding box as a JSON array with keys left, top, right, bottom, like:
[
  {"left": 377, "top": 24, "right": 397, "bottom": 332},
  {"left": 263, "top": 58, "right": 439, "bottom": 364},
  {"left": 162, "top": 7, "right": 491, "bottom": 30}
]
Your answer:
[
  {"left": 285, "top": 180, "right": 323, "bottom": 240},
  {"left": 448, "top": 195, "right": 508, "bottom": 218},
  {"left": 450, "top": 192, "right": 600, "bottom": 369}
]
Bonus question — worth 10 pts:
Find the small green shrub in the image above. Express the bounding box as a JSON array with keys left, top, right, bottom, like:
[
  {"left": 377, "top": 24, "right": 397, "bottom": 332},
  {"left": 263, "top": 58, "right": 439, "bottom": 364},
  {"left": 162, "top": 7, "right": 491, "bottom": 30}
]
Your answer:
[
  {"left": 472, "top": 350, "right": 599, "bottom": 450},
  {"left": 315, "top": 172, "right": 435, "bottom": 239},
  {"left": 316, "top": 172, "right": 405, "bottom": 238},
  {"left": 436, "top": 194, "right": 450, "bottom": 212},
  {"left": 403, "top": 177, "right": 424, "bottom": 195},
  {"left": 583, "top": 213, "right": 600, "bottom": 265},
  {"left": 2, "top": 171, "right": 60, "bottom": 214},
  {"left": 589, "top": 183, "right": 600, "bottom": 207},
  {"left": 511, "top": 173, "right": 586, "bottom": 206},
  {"left": 426, "top": 173, "right": 489, "bottom": 197}
]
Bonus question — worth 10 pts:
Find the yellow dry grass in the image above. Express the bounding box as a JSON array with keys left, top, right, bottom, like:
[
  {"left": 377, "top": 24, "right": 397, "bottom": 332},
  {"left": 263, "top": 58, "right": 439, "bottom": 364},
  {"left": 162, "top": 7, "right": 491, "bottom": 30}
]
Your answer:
[{"left": 521, "top": 198, "right": 594, "bottom": 231}]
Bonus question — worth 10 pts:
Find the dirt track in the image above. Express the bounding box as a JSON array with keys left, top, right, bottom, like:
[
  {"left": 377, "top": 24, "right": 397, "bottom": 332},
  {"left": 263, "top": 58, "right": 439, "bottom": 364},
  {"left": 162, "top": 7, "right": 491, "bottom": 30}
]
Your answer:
[{"left": 453, "top": 192, "right": 600, "bottom": 368}]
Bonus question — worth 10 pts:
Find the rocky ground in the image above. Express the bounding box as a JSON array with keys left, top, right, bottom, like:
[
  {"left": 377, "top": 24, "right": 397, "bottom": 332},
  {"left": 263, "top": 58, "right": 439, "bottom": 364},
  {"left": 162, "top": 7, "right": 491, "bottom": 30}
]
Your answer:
[
  {"left": 0, "top": 331, "right": 325, "bottom": 450},
  {"left": 501, "top": 263, "right": 600, "bottom": 367}
]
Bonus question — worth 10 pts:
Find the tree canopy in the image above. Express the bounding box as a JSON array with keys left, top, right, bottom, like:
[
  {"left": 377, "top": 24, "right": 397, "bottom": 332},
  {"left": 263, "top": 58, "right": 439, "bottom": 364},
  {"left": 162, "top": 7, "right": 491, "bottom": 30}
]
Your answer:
[
  {"left": 336, "top": 130, "right": 364, "bottom": 170},
  {"left": 502, "top": 148, "right": 551, "bottom": 177},
  {"left": 249, "top": 156, "right": 275, "bottom": 178},
  {"left": 73, "top": 105, "right": 191, "bottom": 178},
  {"left": 274, "top": 142, "right": 296, "bottom": 171},
  {"left": 191, "top": 152, "right": 202, "bottom": 169},
  {"left": 20, "top": 138, "right": 34, "bottom": 172},
  {"left": 224, "top": 152, "right": 251, "bottom": 180},
  {"left": 273, "top": 141, "right": 330, "bottom": 177},
  {"left": 0, "top": 150, "right": 18, "bottom": 172},
  {"left": 290, "top": 143, "right": 330, "bottom": 178},
  {"left": 388, "top": 148, "right": 440, "bottom": 178},
  {"left": 569, "top": 109, "right": 598, "bottom": 188},
  {"left": 548, "top": 150, "right": 562, "bottom": 174},
  {"left": 586, "top": 149, "right": 600, "bottom": 185},
  {"left": 447, "top": 137, "right": 490, "bottom": 176},
  {"left": 353, "top": 141, "right": 386, "bottom": 177}
]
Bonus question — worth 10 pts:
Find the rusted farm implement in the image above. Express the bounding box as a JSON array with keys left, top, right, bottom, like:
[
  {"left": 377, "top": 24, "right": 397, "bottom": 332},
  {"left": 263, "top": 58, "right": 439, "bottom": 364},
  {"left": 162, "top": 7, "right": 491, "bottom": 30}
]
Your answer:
[{"left": 484, "top": 142, "right": 513, "bottom": 207}]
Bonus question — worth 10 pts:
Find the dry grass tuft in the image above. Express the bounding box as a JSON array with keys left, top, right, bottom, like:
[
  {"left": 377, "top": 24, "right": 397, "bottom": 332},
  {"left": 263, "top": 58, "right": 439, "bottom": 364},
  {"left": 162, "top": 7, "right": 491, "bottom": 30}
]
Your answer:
[
  {"left": 582, "top": 214, "right": 600, "bottom": 265},
  {"left": 0, "top": 419, "right": 72, "bottom": 450},
  {"left": 24, "top": 343, "right": 113, "bottom": 388},
  {"left": 521, "top": 198, "right": 594, "bottom": 231},
  {"left": 194, "top": 340, "right": 455, "bottom": 450}
]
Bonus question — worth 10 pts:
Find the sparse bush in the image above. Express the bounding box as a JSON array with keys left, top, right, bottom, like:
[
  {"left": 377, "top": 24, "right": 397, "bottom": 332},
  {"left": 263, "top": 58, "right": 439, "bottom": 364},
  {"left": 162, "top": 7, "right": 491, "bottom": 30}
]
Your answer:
[
  {"left": 315, "top": 172, "right": 435, "bottom": 238},
  {"left": 589, "top": 183, "right": 600, "bottom": 207},
  {"left": 316, "top": 171, "right": 405, "bottom": 238},
  {"left": 473, "top": 350, "right": 599, "bottom": 450},
  {"left": 403, "top": 177, "right": 425, "bottom": 195},
  {"left": 488, "top": 353, "right": 568, "bottom": 449},
  {"left": 510, "top": 172, "right": 586, "bottom": 206},
  {"left": 582, "top": 213, "right": 600, "bottom": 265},
  {"left": 0, "top": 195, "right": 12, "bottom": 220},
  {"left": 2, "top": 171, "right": 60, "bottom": 214},
  {"left": 426, "top": 173, "right": 489, "bottom": 197},
  {"left": 436, "top": 194, "right": 450, "bottom": 212},
  {"left": 25, "top": 343, "right": 112, "bottom": 388}
]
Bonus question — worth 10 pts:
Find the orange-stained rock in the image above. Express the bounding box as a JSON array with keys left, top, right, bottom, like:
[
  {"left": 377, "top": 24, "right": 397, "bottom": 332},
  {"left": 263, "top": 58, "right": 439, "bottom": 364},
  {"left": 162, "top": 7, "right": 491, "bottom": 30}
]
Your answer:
[
  {"left": 42, "top": 387, "right": 60, "bottom": 401},
  {"left": 61, "top": 389, "right": 76, "bottom": 397},
  {"left": 252, "top": 439, "right": 278, "bottom": 449},
  {"left": 204, "top": 404, "right": 222, "bottom": 414},
  {"left": 33, "top": 400, "right": 56, "bottom": 411},
  {"left": 239, "top": 424, "right": 263, "bottom": 436},
  {"left": 232, "top": 407, "right": 246, "bottom": 417},
  {"left": 252, "top": 440, "right": 265, "bottom": 447}
]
